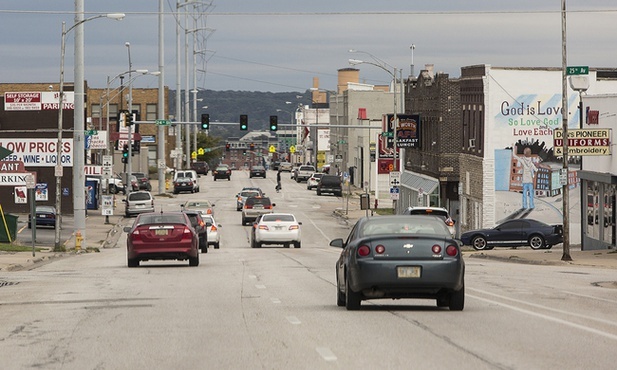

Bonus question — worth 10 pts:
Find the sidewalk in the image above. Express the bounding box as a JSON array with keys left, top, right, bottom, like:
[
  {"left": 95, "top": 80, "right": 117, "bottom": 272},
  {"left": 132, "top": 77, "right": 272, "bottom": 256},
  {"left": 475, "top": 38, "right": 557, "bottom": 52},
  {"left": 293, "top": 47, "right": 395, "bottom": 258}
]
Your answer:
[{"left": 0, "top": 212, "right": 125, "bottom": 272}]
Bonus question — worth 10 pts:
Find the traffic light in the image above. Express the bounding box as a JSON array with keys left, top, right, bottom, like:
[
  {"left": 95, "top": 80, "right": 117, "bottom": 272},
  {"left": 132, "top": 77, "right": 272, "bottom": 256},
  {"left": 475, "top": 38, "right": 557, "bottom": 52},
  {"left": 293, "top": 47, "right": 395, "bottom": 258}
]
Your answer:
[
  {"left": 225, "top": 143, "right": 230, "bottom": 152},
  {"left": 269, "top": 115, "right": 278, "bottom": 131},
  {"left": 240, "top": 114, "right": 248, "bottom": 130},
  {"left": 242, "top": 149, "right": 246, "bottom": 156},
  {"left": 201, "top": 113, "right": 210, "bottom": 130},
  {"left": 125, "top": 112, "right": 134, "bottom": 126},
  {"left": 250, "top": 143, "right": 255, "bottom": 151},
  {"left": 121, "top": 144, "right": 129, "bottom": 163}
]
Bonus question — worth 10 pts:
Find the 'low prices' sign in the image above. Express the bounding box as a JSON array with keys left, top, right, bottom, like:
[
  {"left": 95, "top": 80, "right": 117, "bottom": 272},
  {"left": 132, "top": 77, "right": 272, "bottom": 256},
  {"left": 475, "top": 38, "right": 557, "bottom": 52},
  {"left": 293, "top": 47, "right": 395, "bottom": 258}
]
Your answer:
[{"left": 0, "top": 139, "right": 74, "bottom": 167}]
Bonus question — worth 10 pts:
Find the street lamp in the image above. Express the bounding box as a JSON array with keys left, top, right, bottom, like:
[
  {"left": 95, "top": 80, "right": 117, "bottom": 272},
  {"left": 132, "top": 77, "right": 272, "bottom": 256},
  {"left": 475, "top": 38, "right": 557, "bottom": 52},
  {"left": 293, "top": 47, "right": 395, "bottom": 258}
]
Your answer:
[
  {"left": 348, "top": 56, "right": 400, "bottom": 172},
  {"left": 56, "top": 12, "right": 124, "bottom": 250}
]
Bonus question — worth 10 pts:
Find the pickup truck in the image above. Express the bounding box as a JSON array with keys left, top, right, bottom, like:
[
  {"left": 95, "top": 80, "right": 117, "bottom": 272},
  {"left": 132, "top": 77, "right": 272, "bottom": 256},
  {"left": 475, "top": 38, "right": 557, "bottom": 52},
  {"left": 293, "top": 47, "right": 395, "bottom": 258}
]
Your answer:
[{"left": 295, "top": 165, "right": 316, "bottom": 183}]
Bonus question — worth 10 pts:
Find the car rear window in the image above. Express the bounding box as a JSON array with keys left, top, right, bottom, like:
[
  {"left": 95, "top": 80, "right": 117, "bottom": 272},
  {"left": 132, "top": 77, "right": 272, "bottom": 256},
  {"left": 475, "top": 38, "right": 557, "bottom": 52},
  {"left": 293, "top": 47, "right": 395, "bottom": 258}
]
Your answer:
[
  {"left": 241, "top": 191, "right": 260, "bottom": 197},
  {"left": 129, "top": 192, "right": 152, "bottom": 201},
  {"left": 406, "top": 209, "right": 449, "bottom": 220},
  {"left": 138, "top": 214, "right": 185, "bottom": 225},
  {"left": 320, "top": 175, "right": 341, "bottom": 185},
  {"left": 262, "top": 214, "right": 294, "bottom": 222},
  {"left": 246, "top": 197, "right": 271, "bottom": 206}
]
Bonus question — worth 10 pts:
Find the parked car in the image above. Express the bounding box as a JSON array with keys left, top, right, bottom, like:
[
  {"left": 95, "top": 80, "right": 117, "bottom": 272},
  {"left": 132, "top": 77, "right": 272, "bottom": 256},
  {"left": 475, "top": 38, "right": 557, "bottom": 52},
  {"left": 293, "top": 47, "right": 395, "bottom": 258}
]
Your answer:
[
  {"left": 108, "top": 175, "right": 125, "bottom": 194},
  {"left": 236, "top": 187, "right": 264, "bottom": 211},
  {"left": 213, "top": 165, "right": 231, "bottom": 181},
  {"left": 250, "top": 213, "right": 302, "bottom": 248},
  {"left": 174, "top": 170, "right": 200, "bottom": 192},
  {"left": 241, "top": 196, "right": 275, "bottom": 225},
  {"left": 330, "top": 215, "right": 465, "bottom": 311},
  {"left": 182, "top": 200, "right": 216, "bottom": 217},
  {"left": 279, "top": 162, "right": 293, "bottom": 172},
  {"left": 249, "top": 165, "right": 267, "bottom": 178},
  {"left": 181, "top": 209, "right": 208, "bottom": 253},
  {"left": 202, "top": 214, "right": 221, "bottom": 249},
  {"left": 316, "top": 174, "right": 342, "bottom": 196},
  {"left": 271, "top": 161, "right": 281, "bottom": 171},
  {"left": 28, "top": 205, "right": 56, "bottom": 228},
  {"left": 131, "top": 172, "right": 152, "bottom": 191},
  {"left": 191, "top": 161, "right": 209, "bottom": 175},
  {"left": 306, "top": 173, "right": 324, "bottom": 190},
  {"left": 402, "top": 206, "right": 456, "bottom": 237},
  {"left": 295, "top": 165, "right": 316, "bottom": 182},
  {"left": 123, "top": 190, "right": 155, "bottom": 217},
  {"left": 173, "top": 177, "right": 195, "bottom": 194},
  {"left": 119, "top": 174, "right": 139, "bottom": 192},
  {"left": 460, "top": 218, "right": 564, "bottom": 250},
  {"left": 123, "top": 212, "right": 199, "bottom": 267}
]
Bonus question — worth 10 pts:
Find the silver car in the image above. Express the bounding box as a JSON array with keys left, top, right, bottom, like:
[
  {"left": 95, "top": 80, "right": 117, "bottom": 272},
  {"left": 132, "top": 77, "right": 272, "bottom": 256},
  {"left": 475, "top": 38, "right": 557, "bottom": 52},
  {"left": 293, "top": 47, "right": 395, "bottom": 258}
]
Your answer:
[
  {"left": 124, "top": 191, "right": 155, "bottom": 217},
  {"left": 241, "top": 196, "right": 275, "bottom": 226}
]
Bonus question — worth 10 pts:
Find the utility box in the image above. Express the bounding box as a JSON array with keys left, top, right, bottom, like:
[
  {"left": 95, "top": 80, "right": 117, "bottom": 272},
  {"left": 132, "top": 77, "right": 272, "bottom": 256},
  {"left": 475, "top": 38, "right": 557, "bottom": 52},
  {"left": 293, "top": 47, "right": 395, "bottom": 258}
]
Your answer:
[
  {"left": 360, "top": 194, "right": 370, "bottom": 210},
  {"left": 0, "top": 213, "right": 19, "bottom": 243}
]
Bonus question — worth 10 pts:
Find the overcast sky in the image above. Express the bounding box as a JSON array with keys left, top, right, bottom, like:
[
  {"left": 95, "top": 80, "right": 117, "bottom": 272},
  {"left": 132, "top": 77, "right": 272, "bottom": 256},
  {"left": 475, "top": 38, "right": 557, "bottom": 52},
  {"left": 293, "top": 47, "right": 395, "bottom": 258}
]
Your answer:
[{"left": 1, "top": 1, "right": 617, "bottom": 93}]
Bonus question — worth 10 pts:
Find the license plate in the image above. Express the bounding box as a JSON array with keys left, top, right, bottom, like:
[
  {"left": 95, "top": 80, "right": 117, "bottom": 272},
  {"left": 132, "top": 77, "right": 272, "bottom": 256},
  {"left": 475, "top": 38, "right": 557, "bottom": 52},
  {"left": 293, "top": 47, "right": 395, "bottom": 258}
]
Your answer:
[
  {"left": 136, "top": 204, "right": 144, "bottom": 208},
  {"left": 155, "top": 229, "right": 168, "bottom": 236},
  {"left": 397, "top": 266, "right": 421, "bottom": 278}
]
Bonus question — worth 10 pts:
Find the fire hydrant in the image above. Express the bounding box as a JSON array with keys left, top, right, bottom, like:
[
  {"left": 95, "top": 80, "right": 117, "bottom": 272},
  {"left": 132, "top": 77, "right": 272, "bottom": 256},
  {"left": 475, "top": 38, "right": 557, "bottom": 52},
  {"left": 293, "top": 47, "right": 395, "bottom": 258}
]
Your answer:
[
  {"left": 166, "top": 179, "right": 171, "bottom": 190},
  {"left": 75, "top": 231, "right": 83, "bottom": 250}
]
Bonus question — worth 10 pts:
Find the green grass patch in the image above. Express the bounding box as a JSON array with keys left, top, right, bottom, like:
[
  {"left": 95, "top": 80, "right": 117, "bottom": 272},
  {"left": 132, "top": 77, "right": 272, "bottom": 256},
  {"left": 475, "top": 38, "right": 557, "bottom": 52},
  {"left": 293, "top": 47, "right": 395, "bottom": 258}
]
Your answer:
[{"left": 0, "top": 243, "right": 45, "bottom": 253}]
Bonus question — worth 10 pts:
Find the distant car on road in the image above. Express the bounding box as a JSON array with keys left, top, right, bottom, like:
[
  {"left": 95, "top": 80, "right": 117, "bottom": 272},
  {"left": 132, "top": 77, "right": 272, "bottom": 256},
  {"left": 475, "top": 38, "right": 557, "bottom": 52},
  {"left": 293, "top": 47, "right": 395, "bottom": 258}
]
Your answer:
[
  {"left": 236, "top": 187, "right": 263, "bottom": 211},
  {"left": 182, "top": 209, "right": 209, "bottom": 253},
  {"left": 173, "top": 177, "right": 195, "bottom": 194},
  {"left": 191, "top": 161, "right": 209, "bottom": 175},
  {"left": 249, "top": 165, "right": 266, "bottom": 178},
  {"left": 316, "top": 174, "right": 342, "bottom": 196},
  {"left": 330, "top": 215, "right": 465, "bottom": 310},
  {"left": 460, "top": 218, "right": 563, "bottom": 250},
  {"left": 241, "top": 196, "right": 275, "bottom": 225},
  {"left": 182, "top": 200, "right": 216, "bottom": 217},
  {"left": 250, "top": 213, "right": 302, "bottom": 248},
  {"left": 28, "top": 206, "right": 56, "bottom": 228},
  {"left": 402, "top": 206, "right": 456, "bottom": 237},
  {"left": 123, "top": 190, "right": 155, "bottom": 217},
  {"left": 213, "top": 165, "right": 231, "bottom": 181},
  {"left": 306, "top": 173, "right": 324, "bottom": 190},
  {"left": 123, "top": 211, "right": 199, "bottom": 267},
  {"left": 202, "top": 214, "right": 221, "bottom": 249},
  {"left": 279, "top": 162, "right": 293, "bottom": 172}
]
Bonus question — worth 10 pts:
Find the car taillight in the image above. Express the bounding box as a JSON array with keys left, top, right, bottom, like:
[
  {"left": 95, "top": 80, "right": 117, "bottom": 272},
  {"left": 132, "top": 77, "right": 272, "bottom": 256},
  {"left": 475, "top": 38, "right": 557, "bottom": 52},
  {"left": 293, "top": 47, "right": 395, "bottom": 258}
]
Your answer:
[
  {"left": 446, "top": 245, "right": 458, "bottom": 257},
  {"left": 244, "top": 204, "right": 253, "bottom": 209},
  {"left": 264, "top": 205, "right": 272, "bottom": 209},
  {"left": 199, "top": 220, "right": 205, "bottom": 227},
  {"left": 289, "top": 225, "right": 299, "bottom": 230},
  {"left": 432, "top": 245, "right": 442, "bottom": 254},
  {"left": 181, "top": 226, "right": 193, "bottom": 240},
  {"left": 131, "top": 230, "right": 142, "bottom": 241},
  {"left": 357, "top": 245, "right": 371, "bottom": 257},
  {"left": 375, "top": 245, "right": 385, "bottom": 254},
  {"left": 210, "top": 225, "right": 217, "bottom": 232},
  {"left": 207, "top": 209, "right": 212, "bottom": 214},
  {"left": 188, "top": 181, "right": 193, "bottom": 186},
  {"left": 258, "top": 225, "right": 269, "bottom": 230}
]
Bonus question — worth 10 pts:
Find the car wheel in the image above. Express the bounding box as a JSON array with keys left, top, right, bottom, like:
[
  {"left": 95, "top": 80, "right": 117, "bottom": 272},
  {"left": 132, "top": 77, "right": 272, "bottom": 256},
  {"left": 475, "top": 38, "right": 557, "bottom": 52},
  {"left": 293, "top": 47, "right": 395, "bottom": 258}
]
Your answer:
[
  {"left": 127, "top": 258, "right": 139, "bottom": 268},
  {"left": 448, "top": 285, "right": 465, "bottom": 311},
  {"left": 214, "top": 242, "right": 220, "bottom": 249},
  {"left": 316, "top": 190, "right": 322, "bottom": 196},
  {"left": 173, "top": 190, "right": 178, "bottom": 194},
  {"left": 28, "top": 223, "right": 32, "bottom": 229},
  {"left": 213, "top": 177, "right": 217, "bottom": 181},
  {"left": 345, "top": 274, "right": 361, "bottom": 310},
  {"left": 227, "top": 177, "right": 231, "bottom": 181},
  {"left": 336, "top": 192, "right": 342, "bottom": 197},
  {"left": 255, "top": 242, "right": 262, "bottom": 248},
  {"left": 529, "top": 234, "right": 545, "bottom": 250},
  {"left": 284, "top": 243, "right": 290, "bottom": 248},
  {"left": 189, "top": 254, "right": 199, "bottom": 267},
  {"left": 436, "top": 296, "right": 449, "bottom": 308},
  {"left": 336, "top": 272, "right": 345, "bottom": 307},
  {"left": 471, "top": 236, "right": 488, "bottom": 250},
  {"left": 242, "top": 217, "right": 247, "bottom": 226},
  {"left": 294, "top": 242, "right": 301, "bottom": 248}
]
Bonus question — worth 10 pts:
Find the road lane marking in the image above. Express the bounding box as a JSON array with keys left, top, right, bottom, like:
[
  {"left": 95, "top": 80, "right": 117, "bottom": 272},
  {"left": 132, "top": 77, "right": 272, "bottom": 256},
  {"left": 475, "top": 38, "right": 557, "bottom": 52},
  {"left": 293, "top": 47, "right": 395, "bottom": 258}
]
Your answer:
[
  {"left": 316, "top": 347, "right": 337, "bottom": 361},
  {"left": 468, "top": 292, "right": 617, "bottom": 341},
  {"left": 248, "top": 274, "right": 257, "bottom": 279},
  {"left": 270, "top": 297, "right": 281, "bottom": 304},
  {"left": 255, "top": 284, "right": 266, "bottom": 289},
  {"left": 286, "top": 316, "right": 301, "bottom": 325},
  {"left": 563, "top": 290, "right": 617, "bottom": 304}
]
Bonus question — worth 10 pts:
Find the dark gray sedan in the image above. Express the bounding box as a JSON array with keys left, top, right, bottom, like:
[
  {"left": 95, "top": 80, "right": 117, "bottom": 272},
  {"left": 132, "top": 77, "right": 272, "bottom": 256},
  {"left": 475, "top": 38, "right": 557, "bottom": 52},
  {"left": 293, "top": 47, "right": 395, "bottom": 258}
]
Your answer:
[{"left": 330, "top": 215, "right": 465, "bottom": 311}]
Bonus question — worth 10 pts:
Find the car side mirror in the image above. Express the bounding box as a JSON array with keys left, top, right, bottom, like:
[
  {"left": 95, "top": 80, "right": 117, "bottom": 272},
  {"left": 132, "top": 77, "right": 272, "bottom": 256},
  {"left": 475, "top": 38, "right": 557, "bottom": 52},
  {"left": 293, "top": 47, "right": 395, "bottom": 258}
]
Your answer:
[
  {"left": 123, "top": 226, "right": 132, "bottom": 233},
  {"left": 272, "top": 203, "right": 276, "bottom": 207},
  {"left": 329, "top": 238, "right": 344, "bottom": 248},
  {"left": 298, "top": 222, "right": 303, "bottom": 225}
]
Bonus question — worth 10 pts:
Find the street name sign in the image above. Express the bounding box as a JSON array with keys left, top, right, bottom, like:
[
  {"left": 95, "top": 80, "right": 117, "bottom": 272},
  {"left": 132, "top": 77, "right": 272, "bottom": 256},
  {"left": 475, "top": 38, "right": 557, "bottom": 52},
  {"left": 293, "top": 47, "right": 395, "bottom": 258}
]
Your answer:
[{"left": 566, "top": 66, "right": 589, "bottom": 75}]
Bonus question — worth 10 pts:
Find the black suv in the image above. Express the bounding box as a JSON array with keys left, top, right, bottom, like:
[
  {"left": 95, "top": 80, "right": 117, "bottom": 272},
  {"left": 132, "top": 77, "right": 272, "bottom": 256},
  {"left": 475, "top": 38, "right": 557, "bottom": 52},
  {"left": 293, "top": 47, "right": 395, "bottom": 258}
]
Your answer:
[
  {"left": 182, "top": 210, "right": 208, "bottom": 253},
  {"left": 316, "top": 175, "right": 342, "bottom": 196},
  {"left": 191, "top": 161, "right": 209, "bottom": 175}
]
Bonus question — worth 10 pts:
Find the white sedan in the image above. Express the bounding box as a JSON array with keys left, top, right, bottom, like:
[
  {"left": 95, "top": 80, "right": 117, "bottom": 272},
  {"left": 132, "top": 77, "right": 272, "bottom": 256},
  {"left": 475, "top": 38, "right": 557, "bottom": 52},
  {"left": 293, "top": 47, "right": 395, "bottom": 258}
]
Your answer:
[
  {"left": 306, "top": 173, "right": 324, "bottom": 190},
  {"left": 250, "top": 213, "right": 302, "bottom": 248},
  {"left": 202, "top": 215, "right": 221, "bottom": 249}
]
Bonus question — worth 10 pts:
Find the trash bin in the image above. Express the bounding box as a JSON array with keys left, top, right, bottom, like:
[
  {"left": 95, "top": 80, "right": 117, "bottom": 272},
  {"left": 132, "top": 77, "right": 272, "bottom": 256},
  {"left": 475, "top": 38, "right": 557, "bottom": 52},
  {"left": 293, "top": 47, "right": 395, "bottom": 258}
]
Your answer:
[{"left": 0, "top": 213, "right": 19, "bottom": 243}]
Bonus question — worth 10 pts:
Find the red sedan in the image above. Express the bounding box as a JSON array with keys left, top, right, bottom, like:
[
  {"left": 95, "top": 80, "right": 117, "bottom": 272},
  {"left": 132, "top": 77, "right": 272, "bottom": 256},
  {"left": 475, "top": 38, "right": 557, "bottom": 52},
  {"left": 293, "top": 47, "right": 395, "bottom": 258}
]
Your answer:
[{"left": 124, "top": 212, "right": 199, "bottom": 267}]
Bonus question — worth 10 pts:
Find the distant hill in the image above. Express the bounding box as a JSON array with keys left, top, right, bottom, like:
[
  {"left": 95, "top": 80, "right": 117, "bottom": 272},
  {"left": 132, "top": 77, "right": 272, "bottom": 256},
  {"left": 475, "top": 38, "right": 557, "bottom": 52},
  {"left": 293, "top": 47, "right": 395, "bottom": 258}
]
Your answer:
[{"left": 169, "top": 90, "right": 312, "bottom": 139}]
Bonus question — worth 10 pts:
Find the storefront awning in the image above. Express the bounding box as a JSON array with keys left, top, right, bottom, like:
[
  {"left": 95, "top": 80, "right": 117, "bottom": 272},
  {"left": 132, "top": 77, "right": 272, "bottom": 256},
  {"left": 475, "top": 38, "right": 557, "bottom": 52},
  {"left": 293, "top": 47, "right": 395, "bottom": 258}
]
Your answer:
[{"left": 400, "top": 170, "right": 439, "bottom": 194}]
